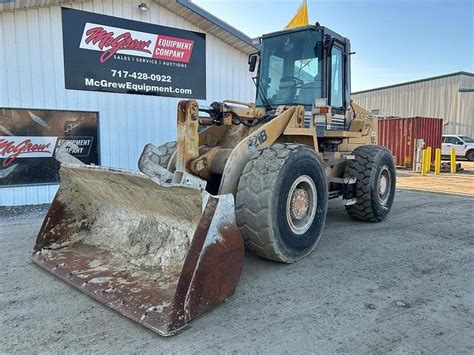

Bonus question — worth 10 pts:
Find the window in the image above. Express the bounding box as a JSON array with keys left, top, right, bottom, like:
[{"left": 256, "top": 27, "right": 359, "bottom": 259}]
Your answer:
[
  {"left": 459, "top": 136, "right": 474, "bottom": 143},
  {"left": 266, "top": 55, "right": 284, "bottom": 98},
  {"left": 0, "top": 108, "right": 99, "bottom": 186},
  {"left": 330, "top": 47, "right": 343, "bottom": 108},
  {"left": 445, "top": 136, "right": 460, "bottom": 144},
  {"left": 256, "top": 29, "right": 323, "bottom": 107},
  {"left": 294, "top": 58, "right": 319, "bottom": 84}
]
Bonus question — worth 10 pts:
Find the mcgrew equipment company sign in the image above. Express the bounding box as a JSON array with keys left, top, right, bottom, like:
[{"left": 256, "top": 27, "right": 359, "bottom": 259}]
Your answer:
[
  {"left": 0, "top": 109, "right": 98, "bottom": 187},
  {"left": 62, "top": 8, "right": 206, "bottom": 99}
]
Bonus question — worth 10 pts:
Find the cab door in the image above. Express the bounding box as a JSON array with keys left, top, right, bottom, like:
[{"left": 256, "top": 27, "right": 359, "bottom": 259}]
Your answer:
[
  {"left": 326, "top": 42, "right": 348, "bottom": 131},
  {"left": 322, "top": 32, "right": 351, "bottom": 125},
  {"left": 454, "top": 137, "right": 466, "bottom": 156},
  {"left": 441, "top": 136, "right": 451, "bottom": 155},
  {"left": 442, "top": 136, "right": 464, "bottom": 156}
]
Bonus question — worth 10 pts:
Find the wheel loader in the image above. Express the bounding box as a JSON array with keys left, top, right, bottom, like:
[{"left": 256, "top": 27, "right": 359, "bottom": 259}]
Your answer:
[{"left": 32, "top": 24, "right": 396, "bottom": 336}]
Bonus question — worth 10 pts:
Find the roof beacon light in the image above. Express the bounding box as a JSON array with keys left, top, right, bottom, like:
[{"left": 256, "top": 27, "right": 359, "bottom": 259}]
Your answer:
[{"left": 138, "top": 2, "right": 149, "bottom": 11}]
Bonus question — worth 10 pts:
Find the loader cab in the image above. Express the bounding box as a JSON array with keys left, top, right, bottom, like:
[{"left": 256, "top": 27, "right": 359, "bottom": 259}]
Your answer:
[{"left": 252, "top": 25, "right": 351, "bottom": 117}]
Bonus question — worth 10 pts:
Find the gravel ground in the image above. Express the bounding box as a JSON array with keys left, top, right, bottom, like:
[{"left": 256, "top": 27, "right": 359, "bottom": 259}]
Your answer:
[
  {"left": 396, "top": 166, "right": 474, "bottom": 196},
  {"left": 0, "top": 189, "right": 473, "bottom": 354}
]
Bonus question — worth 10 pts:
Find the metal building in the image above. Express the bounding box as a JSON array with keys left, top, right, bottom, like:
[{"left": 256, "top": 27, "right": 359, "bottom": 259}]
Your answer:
[
  {"left": 0, "top": 0, "right": 257, "bottom": 206},
  {"left": 352, "top": 71, "right": 474, "bottom": 138}
]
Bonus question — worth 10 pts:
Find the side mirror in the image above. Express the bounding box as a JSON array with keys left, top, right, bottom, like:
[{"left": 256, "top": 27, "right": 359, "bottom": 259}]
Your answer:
[
  {"left": 323, "top": 35, "right": 334, "bottom": 56},
  {"left": 457, "top": 141, "right": 464, "bottom": 145},
  {"left": 248, "top": 53, "right": 259, "bottom": 72}
]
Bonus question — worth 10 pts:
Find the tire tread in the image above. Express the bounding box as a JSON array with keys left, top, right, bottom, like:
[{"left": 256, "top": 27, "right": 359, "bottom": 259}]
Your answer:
[
  {"left": 153, "top": 141, "right": 177, "bottom": 169},
  {"left": 344, "top": 145, "right": 393, "bottom": 222},
  {"left": 236, "top": 143, "right": 318, "bottom": 262}
]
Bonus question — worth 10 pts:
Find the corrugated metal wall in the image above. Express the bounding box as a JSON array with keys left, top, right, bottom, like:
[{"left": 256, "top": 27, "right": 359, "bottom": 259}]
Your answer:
[
  {"left": 0, "top": 0, "right": 256, "bottom": 206},
  {"left": 459, "top": 75, "right": 474, "bottom": 137},
  {"left": 352, "top": 74, "right": 474, "bottom": 139}
]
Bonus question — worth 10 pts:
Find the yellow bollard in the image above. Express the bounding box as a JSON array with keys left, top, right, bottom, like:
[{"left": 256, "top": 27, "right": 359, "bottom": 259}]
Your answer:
[
  {"left": 426, "top": 146, "right": 432, "bottom": 174},
  {"left": 435, "top": 148, "right": 441, "bottom": 175},
  {"left": 421, "top": 149, "right": 426, "bottom": 176},
  {"left": 450, "top": 147, "right": 456, "bottom": 174}
]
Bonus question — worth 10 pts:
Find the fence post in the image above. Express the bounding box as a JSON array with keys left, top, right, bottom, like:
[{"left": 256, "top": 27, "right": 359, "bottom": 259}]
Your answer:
[
  {"left": 450, "top": 148, "right": 456, "bottom": 174},
  {"left": 421, "top": 149, "right": 427, "bottom": 176},
  {"left": 435, "top": 148, "right": 441, "bottom": 175},
  {"left": 426, "top": 146, "right": 432, "bottom": 174}
]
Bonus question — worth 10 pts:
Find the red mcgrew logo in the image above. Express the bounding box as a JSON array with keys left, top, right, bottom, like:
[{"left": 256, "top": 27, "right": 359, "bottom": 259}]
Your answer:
[
  {"left": 84, "top": 26, "right": 153, "bottom": 63},
  {"left": 80, "top": 23, "right": 194, "bottom": 64},
  {"left": 0, "top": 137, "right": 55, "bottom": 167}
]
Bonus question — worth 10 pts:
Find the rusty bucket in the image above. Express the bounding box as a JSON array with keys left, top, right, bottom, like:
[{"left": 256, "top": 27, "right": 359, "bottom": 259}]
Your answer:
[{"left": 32, "top": 164, "right": 244, "bottom": 336}]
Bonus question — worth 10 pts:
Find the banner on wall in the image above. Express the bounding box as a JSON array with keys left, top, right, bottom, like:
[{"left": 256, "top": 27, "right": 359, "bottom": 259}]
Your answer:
[
  {"left": 62, "top": 8, "right": 206, "bottom": 99},
  {"left": 0, "top": 109, "right": 99, "bottom": 187}
]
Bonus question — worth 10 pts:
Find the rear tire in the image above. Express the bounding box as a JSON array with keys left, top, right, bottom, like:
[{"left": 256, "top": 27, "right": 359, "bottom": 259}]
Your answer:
[
  {"left": 344, "top": 145, "right": 396, "bottom": 222},
  {"left": 236, "top": 143, "right": 328, "bottom": 263},
  {"left": 152, "top": 141, "right": 176, "bottom": 169}
]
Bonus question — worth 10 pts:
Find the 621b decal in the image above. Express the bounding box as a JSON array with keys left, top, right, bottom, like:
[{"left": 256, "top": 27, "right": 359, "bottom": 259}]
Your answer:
[{"left": 247, "top": 129, "right": 268, "bottom": 154}]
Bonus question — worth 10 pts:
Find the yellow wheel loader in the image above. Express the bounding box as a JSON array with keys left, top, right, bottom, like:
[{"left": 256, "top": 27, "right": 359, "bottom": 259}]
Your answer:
[{"left": 32, "top": 24, "right": 396, "bottom": 335}]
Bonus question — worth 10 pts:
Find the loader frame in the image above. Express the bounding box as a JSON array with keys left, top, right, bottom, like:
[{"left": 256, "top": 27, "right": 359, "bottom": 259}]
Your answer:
[
  {"left": 168, "top": 99, "right": 318, "bottom": 196},
  {"left": 163, "top": 97, "right": 376, "bottom": 202}
]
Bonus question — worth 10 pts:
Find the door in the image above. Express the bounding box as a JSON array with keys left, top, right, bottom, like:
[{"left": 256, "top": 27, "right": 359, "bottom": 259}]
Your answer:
[
  {"left": 454, "top": 137, "right": 466, "bottom": 156},
  {"left": 442, "top": 136, "right": 464, "bottom": 156},
  {"left": 442, "top": 136, "right": 451, "bottom": 155}
]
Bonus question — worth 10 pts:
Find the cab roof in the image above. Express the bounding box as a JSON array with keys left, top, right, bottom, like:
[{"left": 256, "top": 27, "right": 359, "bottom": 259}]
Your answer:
[{"left": 260, "top": 24, "right": 349, "bottom": 44}]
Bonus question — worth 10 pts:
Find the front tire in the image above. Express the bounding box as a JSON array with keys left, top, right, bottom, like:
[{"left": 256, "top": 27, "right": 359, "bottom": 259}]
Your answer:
[
  {"left": 236, "top": 143, "right": 328, "bottom": 263},
  {"left": 467, "top": 150, "right": 474, "bottom": 161},
  {"left": 344, "top": 145, "right": 396, "bottom": 222}
]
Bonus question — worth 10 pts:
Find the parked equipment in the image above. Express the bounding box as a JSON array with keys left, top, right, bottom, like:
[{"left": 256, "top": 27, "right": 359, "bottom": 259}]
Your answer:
[{"left": 32, "top": 24, "right": 396, "bottom": 335}]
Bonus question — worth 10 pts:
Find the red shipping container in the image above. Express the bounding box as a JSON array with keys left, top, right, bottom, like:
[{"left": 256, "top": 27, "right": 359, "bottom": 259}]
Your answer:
[{"left": 377, "top": 117, "right": 443, "bottom": 168}]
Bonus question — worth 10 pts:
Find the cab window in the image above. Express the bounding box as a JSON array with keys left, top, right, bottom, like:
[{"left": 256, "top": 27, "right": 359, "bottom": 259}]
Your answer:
[
  {"left": 267, "top": 55, "right": 284, "bottom": 98},
  {"left": 330, "top": 46, "right": 343, "bottom": 108},
  {"left": 256, "top": 30, "right": 323, "bottom": 107}
]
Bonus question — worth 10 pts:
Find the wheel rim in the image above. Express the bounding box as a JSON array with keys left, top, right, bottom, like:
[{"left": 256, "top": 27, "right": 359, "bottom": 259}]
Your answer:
[
  {"left": 286, "top": 175, "right": 317, "bottom": 235},
  {"left": 377, "top": 166, "right": 391, "bottom": 205}
]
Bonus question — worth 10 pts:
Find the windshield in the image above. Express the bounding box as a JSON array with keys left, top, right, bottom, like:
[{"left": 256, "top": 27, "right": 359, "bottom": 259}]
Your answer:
[
  {"left": 256, "top": 29, "right": 323, "bottom": 107},
  {"left": 460, "top": 136, "right": 474, "bottom": 143}
]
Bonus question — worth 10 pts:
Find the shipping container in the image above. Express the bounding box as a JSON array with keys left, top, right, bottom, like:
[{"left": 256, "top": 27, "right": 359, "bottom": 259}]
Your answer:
[{"left": 378, "top": 117, "right": 443, "bottom": 168}]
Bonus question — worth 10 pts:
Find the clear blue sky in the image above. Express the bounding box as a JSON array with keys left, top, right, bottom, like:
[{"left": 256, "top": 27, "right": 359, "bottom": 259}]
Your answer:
[{"left": 195, "top": 0, "right": 474, "bottom": 92}]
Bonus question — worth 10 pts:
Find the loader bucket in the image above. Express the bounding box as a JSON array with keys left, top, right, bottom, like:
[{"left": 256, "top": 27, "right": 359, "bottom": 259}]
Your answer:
[{"left": 32, "top": 164, "right": 244, "bottom": 336}]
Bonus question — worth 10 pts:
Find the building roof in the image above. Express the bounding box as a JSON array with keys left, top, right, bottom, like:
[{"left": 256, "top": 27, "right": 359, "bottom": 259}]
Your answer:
[
  {"left": 352, "top": 71, "right": 474, "bottom": 95},
  {"left": 0, "top": 0, "right": 257, "bottom": 54},
  {"left": 156, "top": 0, "right": 256, "bottom": 54}
]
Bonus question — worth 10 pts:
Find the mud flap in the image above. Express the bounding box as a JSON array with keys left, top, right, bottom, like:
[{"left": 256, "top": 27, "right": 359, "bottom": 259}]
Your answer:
[{"left": 32, "top": 164, "right": 244, "bottom": 336}]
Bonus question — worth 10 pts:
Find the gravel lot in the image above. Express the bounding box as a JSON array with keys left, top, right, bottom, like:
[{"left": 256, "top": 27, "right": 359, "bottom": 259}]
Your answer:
[
  {"left": 397, "top": 161, "right": 474, "bottom": 196},
  {"left": 1, "top": 189, "right": 473, "bottom": 354}
]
